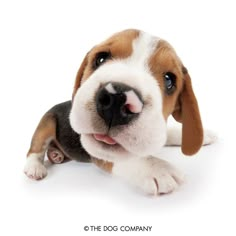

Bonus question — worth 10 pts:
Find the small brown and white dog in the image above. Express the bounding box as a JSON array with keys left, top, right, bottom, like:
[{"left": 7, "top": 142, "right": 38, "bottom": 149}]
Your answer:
[{"left": 24, "top": 29, "right": 215, "bottom": 195}]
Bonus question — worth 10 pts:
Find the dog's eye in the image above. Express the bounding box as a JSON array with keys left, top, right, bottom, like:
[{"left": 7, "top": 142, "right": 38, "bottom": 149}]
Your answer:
[
  {"left": 93, "top": 52, "right": 111, "bottom": 69},
  {"left": 164, "top": 72, "right": 176, "bottom": 94}
]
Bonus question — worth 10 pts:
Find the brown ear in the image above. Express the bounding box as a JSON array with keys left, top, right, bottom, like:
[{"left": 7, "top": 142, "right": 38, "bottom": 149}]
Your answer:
[
  {"left": 72, "top": 53, "right": 89, "bottom": 99},
  {"left": 172, "top": 68, "right": 203, "bottom": 155}
]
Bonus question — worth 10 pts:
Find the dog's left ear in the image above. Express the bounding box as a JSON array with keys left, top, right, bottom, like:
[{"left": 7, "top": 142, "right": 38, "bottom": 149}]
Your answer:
[
  {"left": 72, "top": 53, "right": 89, "bottom": 99},
  {"left": 172, "top": 67, "right": 203, "bottom": 155}
]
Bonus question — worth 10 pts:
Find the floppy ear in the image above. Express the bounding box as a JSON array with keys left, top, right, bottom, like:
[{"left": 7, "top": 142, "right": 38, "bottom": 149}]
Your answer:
[
  {"left": 172, "top": 67, "right": 203, "bottom": 155},
  {"left": 72, "top": 53, "right": 89, "bottom": 99}
]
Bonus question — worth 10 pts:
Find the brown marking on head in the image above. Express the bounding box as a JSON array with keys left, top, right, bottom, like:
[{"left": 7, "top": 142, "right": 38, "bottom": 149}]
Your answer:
[
  {"left": 72, "top": 30, "right": 203, "bottom": 156},
  {"left": 91, "top": 157, "right": 114, "bottom": 173},
  {"left": 149, "top": 40, "right": 203, "bottom": 155},
  {"left": 149, "top": 40, "right": 184, "bottom": 120},
  {"left": 72, "top": 29, "right": 139, "bottom": 99}
]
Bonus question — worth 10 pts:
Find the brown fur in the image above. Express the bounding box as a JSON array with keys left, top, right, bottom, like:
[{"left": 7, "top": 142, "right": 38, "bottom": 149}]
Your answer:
[
  {"left": 91, "top": 157, "right": 114, "bottom": 173},
  {"left": 73, "top": 30, "right": 203, "bottom": 157},
  {"left": 28, "top": 29, "right": 203, "bottom": 172},
  {"left": 72, "top": 53, "right": 89, "bottom": 99},
  {"left": 172, "top": 70, "right": 203, "bottom": 155},
  {"left": 72, "top": 29, "right": 139, "bottom": 99},
  {"left": 27, "top": 113, "right": 56, "bottom": 156},
  {"left": 148, "top": 40, "right": 184, "bottom": 120},
  {"left": 149, "top": 40, "right": 203, "bottom": 155}
]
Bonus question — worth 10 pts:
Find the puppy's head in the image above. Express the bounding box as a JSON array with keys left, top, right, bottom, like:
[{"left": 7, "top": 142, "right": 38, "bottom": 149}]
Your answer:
[{"left": 70, "top": 29, "right": 203, "bottom": 161}]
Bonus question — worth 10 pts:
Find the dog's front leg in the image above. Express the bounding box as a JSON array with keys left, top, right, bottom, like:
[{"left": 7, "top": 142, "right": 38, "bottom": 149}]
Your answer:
[
  {"left": 113, "top": 157, "right": 185, "bottom": 195},
  {"left": 92, "top": 157, "right": 184, "bottom": 195},
  {"left": 24, "top": 113, "right": 56, "bottom": 180}
]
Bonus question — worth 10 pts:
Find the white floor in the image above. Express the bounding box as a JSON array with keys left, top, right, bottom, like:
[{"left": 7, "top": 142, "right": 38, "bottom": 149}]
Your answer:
[
  {"left": 2, "top": 136, "right": 231, "bottom": 236},
  {"left": 1, "top": 1, "right": 236, "bottom": 235}
]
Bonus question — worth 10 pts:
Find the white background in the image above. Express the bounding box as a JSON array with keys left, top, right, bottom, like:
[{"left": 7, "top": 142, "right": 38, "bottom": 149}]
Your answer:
[{"left": 0, "top": 0, "right": 235, "bottom": 235}]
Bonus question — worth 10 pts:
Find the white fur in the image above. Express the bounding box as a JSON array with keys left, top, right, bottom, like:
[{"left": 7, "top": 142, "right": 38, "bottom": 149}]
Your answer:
[
  {"left": 24, "top": 153, "right": 47, "bottom": 180},
  {"left": 70, "top": 31, "right": 166, "bottom": 161},
  {"left": 105, "top": 83, "right": 116, "bottom": 94},
  {"left": 166, "top": 127, "right": 217, "bottom": 146},
  {"left": 125, "top": 31, "right": 159, "bottom": 68},
  {"left": 113, "top": 156, "right": 185, "bottom": 195},
  {"left": 24, "top": 138, "right": 52, "bottom": 180},
  {"left": 202, "top": 130, "right": 218, "bottom": 145},
  {"left": 165, "top": 128, "right": 182, "bottom": 146}
]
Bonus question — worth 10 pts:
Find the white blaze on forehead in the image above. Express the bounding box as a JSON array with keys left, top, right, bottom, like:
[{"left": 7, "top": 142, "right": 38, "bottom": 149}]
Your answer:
[{"left": 125, "top": 31, "right": 160, "bottom": 68}]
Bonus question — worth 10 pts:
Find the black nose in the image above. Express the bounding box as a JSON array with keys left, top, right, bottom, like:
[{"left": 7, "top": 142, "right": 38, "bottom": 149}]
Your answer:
[{"left": 96, "top": 82, "right": 142, "bottom": 127}]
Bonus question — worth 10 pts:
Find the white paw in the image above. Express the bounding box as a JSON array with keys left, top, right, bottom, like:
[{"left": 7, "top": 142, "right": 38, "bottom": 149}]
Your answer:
[
  {"left": 137, "top": 158, "right": 184, "bottom": 195},
  {"left": 203, "top": 130, "right": 217, "bottom": 145},
  {"left": 113, "top": 157, "right": 185, "bottom": 195},
  {"left": 24, "top": 158, "right": 47, "bottom": 180}
]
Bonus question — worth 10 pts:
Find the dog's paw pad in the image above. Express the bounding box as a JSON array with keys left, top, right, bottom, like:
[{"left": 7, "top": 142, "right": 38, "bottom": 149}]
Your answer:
[
  {"left": 47, "top": 148, "right": 64, "bottom": 164},
  {"left": 24, "top": 159, "right": 47, "bottom": 180}
]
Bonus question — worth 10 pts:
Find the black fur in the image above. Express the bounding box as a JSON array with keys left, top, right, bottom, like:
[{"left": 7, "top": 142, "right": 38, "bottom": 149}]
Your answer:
[{"left": 48, "top": 101, "right": 91, "bottom": 162}]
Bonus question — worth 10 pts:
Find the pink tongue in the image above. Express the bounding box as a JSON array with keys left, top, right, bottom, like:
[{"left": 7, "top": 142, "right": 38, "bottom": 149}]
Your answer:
[{"left": 93, "top": 134, "right": 117, "bottom": 145}]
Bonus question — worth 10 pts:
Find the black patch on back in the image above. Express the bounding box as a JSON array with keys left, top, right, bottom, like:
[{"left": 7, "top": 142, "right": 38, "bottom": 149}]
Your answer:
[{"left": 48, "top": 101, "right": 91, "bottom": 162}]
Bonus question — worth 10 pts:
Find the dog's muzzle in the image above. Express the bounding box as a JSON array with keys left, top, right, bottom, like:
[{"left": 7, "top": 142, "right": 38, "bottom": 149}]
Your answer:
[{"left": 95, "top": 82, "right": 143, "bottom": 127}]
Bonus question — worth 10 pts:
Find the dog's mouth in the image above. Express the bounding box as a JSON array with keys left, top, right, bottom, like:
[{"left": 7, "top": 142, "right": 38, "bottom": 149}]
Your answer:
[
  {"left": 93, "top": 134, "right": 117, "bottom": 145},
  {"left": 80, "top": 133, "right": 137, "bottom": 160},
  {"left": 91, "top": 133, "right": 127, "bottom": 151}
]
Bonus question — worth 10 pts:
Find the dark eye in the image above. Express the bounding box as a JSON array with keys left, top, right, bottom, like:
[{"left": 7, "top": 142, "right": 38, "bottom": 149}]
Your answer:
[
  {"left": 93, "top": 51, "right": 111, "bottom": 69},
  {"left": 164, "top": 72, "right": 176, "bottom": 94}
]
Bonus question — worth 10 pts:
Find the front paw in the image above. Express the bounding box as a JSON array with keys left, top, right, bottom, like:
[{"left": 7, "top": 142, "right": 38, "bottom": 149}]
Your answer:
[
  {"left": 24, "top": 158, "right": 47, "bottom": 180},
  {"left": 140, "top": 157, "right": 185, "bottom": 195},
  {"left": 114, "top": 157, "right": 184, "bottom": 195}
]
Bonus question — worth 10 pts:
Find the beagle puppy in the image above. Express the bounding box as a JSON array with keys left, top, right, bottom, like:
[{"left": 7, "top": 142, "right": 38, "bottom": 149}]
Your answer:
[{"left": 24, "top": 29, "right": 215, "bottom": 195}]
